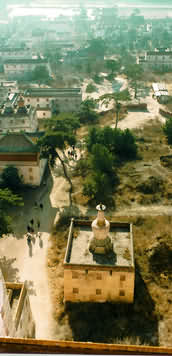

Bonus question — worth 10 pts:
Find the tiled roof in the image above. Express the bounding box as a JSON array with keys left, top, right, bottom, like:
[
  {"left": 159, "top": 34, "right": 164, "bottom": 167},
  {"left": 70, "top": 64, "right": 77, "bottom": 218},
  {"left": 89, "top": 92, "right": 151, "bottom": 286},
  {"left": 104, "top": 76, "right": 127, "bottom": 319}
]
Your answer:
[
  {"left": 4, "top": 59, "right": 48, "bottom": 64},
  {"left": 0, "top": 133, "right": 39, "bottom": 153}
]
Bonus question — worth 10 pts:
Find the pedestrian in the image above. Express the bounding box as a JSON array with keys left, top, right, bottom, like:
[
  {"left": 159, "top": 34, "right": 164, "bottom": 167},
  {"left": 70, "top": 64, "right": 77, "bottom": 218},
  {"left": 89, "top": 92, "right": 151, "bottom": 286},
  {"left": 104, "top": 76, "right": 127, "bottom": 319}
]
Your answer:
[
  {"left": 40, "top": 203, "right": 43, "bottom": 210},
  {"left": 37, "top": 219, "right": 40, "bottom": 229},
  {"left": 27, "top": 234, "right": 31, "bottom": 245},
  {"left": 37, "top": 231, "right": 41, "bottom": 238},
  {"left": 30, "top": 219, "right": 34, "bottom": 225},
  {"left": 31, "top": 227, "right": 34, "bottom": 233},
  {"left": 34, "top": 202, "right": 38, "bottom": 208},
  {"left": 74, "top": 153, "right": 77, "bottom": 160},
  {"left": 27, "top": 225, "right": 31, "bottom": 233}
]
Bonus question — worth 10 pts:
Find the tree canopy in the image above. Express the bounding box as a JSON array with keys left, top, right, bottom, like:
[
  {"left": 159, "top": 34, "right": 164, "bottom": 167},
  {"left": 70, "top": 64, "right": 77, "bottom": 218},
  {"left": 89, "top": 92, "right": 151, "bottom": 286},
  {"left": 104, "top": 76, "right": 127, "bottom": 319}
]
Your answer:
[{"left": 163, "top": 117, "right": 172, "bottom": 144}]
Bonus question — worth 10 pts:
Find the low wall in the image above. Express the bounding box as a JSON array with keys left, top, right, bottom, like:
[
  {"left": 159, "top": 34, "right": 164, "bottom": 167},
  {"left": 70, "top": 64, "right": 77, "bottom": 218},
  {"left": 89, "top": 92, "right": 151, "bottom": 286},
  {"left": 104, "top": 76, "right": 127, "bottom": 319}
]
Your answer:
[
  {"left": 125, "top": 103, "right": 147, "bottom": 111},
  {"left": 159, "top": 108, "right": 172, "bottom": 119}
]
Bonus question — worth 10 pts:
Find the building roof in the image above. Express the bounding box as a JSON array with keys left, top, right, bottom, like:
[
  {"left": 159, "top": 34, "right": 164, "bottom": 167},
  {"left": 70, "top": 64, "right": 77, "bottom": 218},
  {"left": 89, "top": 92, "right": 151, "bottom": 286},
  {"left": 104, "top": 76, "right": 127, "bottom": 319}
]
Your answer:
[
  {"left": 24, "top": 88, "right": 81, "bottom": 98},
  {"left": 0, "top": 48, "right": 29, "bottom": 52},
  {"left": 64, "top": 220, "right": 134, "bottom": 269},
  {"left": 4, "top": 59, "right": 48, "bottom": 64},
  {"left": 147, "top": 51, "right": 172, "bottom": 56},
  {"left": 0, "top": 133, "right": 39, "bottom": 153}
]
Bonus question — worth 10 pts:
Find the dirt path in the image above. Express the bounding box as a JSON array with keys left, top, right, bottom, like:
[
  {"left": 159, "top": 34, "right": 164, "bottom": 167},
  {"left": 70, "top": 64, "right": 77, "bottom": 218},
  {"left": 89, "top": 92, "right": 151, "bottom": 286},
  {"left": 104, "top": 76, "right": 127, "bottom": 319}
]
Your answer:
[
  {"left": 114, "top": 204, "right": 172, "bottom": 216},
  {"left": 112, "top": 93, "right": 166, "bottom": 130}
]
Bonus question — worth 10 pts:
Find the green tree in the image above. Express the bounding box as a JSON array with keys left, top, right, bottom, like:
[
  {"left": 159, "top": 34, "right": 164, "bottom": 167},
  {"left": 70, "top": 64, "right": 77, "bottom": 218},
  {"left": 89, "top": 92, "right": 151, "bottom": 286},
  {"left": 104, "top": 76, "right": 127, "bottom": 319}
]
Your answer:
[
  {"left": 163, "top": 117, "right": 172, "bottom": 144},
  {"left": 86, "top": 83, "right": 97, "bottom": 93},
  {"left": 83, "top": 171, "right": 114, "bottom": 203},
  {"left": 91, "top": 144, "right": 114, "bottom": 175},
  {"left": 124, "top": 64, "right": 143, "bottom": 99},
  {"left": 2, "top": 166, "right": 23, "bottom": 192},
  {"left": 38, "top": 114, "right": 80, "bottom": 206},
  {"left": 32, "top": 65, "right": 50, "bottom": 83},
  {"left": 99, "top": 89, "right": 131, "bottom": 128},
  {"left": 0, "top": 188, "right": 23, "bottom": 235},
  {"left": 78, "top": 99, "right": 98, "bottom": 124},
  {"left": 105, "top": 59, "right": 121, "bottom": 74}
]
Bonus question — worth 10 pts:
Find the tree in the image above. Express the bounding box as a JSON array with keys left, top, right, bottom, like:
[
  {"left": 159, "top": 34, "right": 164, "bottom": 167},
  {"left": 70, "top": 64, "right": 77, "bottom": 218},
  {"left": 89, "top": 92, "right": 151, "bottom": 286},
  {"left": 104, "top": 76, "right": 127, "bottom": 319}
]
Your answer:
[
  {"left": 78, "top": 99, "right": 98, "bottom": 124},
  {"left": 86, "top": 83, "right": 97, "bottom": 93},
  {"left": 37, "top": 114, "right": 80, "bottom": 206},
  {"left": 99, "top": 89, "right": 131, "bottom": 128},
  {"left": 163, "top": 117, "right": 172, "bottom": 144},
  {"left": 86, "top": 126, "right": 138, "bottom": 161},
  {"left": 2, "top": 166, "right": 23, "bottom": 192},
  {"left": 124, "top": 64, "right": 143, "bottom": 99},
  {"left": 32, "top": 65, "right": 50, "bottom": 83},
  {"left": 105, "top": 59, "right": 121, "bottom": 74},
  {"left": 0, "top": 188, "right": 23, "bottom": 235},
  {"left": 91, "top": 144, "right": 114, "bottom": 176},
  {"left": 83, "top": 171, "right": 114, "bottom": 203}
]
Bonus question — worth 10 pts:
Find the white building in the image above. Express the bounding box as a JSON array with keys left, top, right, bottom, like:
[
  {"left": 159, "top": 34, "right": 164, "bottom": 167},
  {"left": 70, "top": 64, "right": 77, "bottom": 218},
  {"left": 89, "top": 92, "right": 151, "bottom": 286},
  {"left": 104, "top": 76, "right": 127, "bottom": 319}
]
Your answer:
[
  {"left": 4, "top": 58, "right": 49, "bottom": 76},
  {"left": 23, "top": 88, "right": 82, "bottom": 112}
]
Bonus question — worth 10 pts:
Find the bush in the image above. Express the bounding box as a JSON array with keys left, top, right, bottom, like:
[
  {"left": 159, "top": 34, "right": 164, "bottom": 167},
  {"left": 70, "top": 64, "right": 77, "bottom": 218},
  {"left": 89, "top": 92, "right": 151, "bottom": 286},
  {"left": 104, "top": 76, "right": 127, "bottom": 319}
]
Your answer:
[
  {"left": 137, "top": 176, "right": 164, "bottom": 195},
  {"left": 86, "top": 83, "right": 97, "bottom": 93},
  {"left": 1, "top": 166, "right": 23, "bottom": 192},
  {"left": 57, "top": 205, "right": 82, "bottom": 227}
]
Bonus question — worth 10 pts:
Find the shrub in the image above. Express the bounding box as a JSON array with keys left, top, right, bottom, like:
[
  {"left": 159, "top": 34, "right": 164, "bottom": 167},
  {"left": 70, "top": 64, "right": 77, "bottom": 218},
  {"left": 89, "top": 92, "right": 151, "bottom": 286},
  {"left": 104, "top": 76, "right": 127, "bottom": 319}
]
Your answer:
[
  {"left": 57, "top": 205, "right": 82, "bottom": 227},
  {"left": 86, "top": 83, "right": 97, "bottom": 93},
  {"left": 137, "top": 176, "right": 164, "bottom": 195}
]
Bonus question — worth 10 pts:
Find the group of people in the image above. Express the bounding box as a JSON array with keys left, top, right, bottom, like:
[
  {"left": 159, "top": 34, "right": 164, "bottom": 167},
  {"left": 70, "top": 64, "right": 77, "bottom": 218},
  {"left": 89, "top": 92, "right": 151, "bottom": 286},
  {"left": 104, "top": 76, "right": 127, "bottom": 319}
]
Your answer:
[
  {"left": 26, "top": 201, "right": 43, "bottom": 246},
  {"left": 67, "top": 145, "right": 78, "bottom": 161}
]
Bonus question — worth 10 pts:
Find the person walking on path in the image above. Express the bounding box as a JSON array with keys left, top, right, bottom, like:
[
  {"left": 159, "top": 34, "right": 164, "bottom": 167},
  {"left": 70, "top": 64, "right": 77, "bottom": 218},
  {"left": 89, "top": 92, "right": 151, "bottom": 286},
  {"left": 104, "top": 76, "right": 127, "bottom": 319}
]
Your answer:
[
  {"left": 37, "top": 219, "right": 40, "bottom": 229},
  {"left": 30, "top": 218, "right": 34, "bottom": 225},
  {"left": 27, "top": 225, "right": 31, "bottom": 233},
  {"left": 27, "top": 233, "right": 31, "bottom": 246},
  {"left": 40, "top": 203, "right": 43, "bottom": 210}
]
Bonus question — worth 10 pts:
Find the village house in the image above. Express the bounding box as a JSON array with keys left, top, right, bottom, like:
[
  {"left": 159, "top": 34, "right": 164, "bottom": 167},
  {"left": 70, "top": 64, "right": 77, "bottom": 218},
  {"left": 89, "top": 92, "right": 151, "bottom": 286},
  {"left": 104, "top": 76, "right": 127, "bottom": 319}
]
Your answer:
[
  {"left": 3, "top": 58, "right": 49, "bottom": 77},
  {"left": 137, "top": 48, "right": 172, "bottom": 70},
  {"left": 23, "top": 88, "right": 82, "bottom": 112},
  {"left": 64, "top": 204, "right": 135, "bottom": 303},
  {"left": 0, "top": 132, "right": 47, "bottom": 186},
  {"left": 0, "top": 96, "right": 38, "bottom": 133},
  {"left": 0, "top": 268, "right": 35, "bottom": 338},
  {"left": 0, "top": 47, "right": 31, "bottom": 60}
]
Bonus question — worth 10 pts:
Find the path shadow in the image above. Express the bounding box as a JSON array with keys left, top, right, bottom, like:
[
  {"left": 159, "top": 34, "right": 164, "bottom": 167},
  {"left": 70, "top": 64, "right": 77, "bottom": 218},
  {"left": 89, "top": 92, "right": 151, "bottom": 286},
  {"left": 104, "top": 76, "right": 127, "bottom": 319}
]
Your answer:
[
  {"left": 26, "top": 280, "right": 37, "bottom": 296},
  {"left": 39, "top": 237, "right": 43, "bottom": 249},
  {"left": 9, "top": 167, "right": 58, "bottom": 239},
  {"left": 65, "top": 263, "right": 158, "bottom": 346},
  {"left": 0, "top": 256, "right": 19, "bottom": 282},
  {"left": 28, "top": 243, "right": 32, "bottom": 257}
]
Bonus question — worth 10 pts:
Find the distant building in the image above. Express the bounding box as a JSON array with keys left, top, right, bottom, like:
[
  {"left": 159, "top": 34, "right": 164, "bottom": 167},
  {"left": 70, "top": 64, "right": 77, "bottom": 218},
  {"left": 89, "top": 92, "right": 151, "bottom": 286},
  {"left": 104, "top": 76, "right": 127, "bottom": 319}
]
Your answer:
[
  {"left": 0, "top": 268, "right": 35, "bottom": 338},
  {"left": 0, "top": 47, "right": 31, "bottom": 60},
  {"left": 23, "top": 88, "right": 82, "bottom": 112},
  {"left": 137, "top": 48, "right": 172, "bottom": 70},
  {"left": 0, "top": 96, "right": 37, "bottom": 133},
  {"left": 152, "top": 83, "right": 169, "bottom": 103},
  {"left": 64, "top": 204, "right": 135, "bottom": 303},
  {"left": 0, "top": 132, "right": 47, "bottom": 186},
  {"left": 4, "top": 58, "right": 49, "bottom": 76}
]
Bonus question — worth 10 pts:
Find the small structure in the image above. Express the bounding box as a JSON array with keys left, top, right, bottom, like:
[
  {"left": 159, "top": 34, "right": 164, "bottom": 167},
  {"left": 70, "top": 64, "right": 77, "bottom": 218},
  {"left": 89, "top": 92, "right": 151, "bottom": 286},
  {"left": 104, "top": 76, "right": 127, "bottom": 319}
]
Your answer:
[
  {"left": 152, "top": 83, "right": 169, "bottom": 103},
  {"left": 64, "top": 205, "right": 135, "bottom": 303},
  {"left": 0, "top": 268, "right": 35, "bottom": 338}
]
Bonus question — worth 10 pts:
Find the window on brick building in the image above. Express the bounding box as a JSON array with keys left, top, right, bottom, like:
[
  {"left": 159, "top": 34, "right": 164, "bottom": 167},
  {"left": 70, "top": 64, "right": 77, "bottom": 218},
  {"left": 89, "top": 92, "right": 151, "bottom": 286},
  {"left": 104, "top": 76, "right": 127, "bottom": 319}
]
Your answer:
[
  {"left": 29, "top": 176, "right": 33, "bottom": 181},
  {"left": 96, "top": 273, "right": 102, "bottom": 280},
  {"left": 73, "top": 288, "right": 79, "bottom": 294},
  {"left": 29, "top": 168, "right": 33, "bottom": 172},
  {"left": 120, "top": 275, "right": 126, "bottom": 282},
  {"left": 119, "top": 290, "right": 125, "bottom": 297},
  {"left": 72, "top": 271, "right": 78, "bottom": 279},
  {"left": 109, "top": 270, "right": 112, "bottom": 276},
  {"left": 43, "top": 112, "right": 45, "bottom": 116},
  {"left": 96, "top": 289, "right": 101, "bottom": 295}
]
